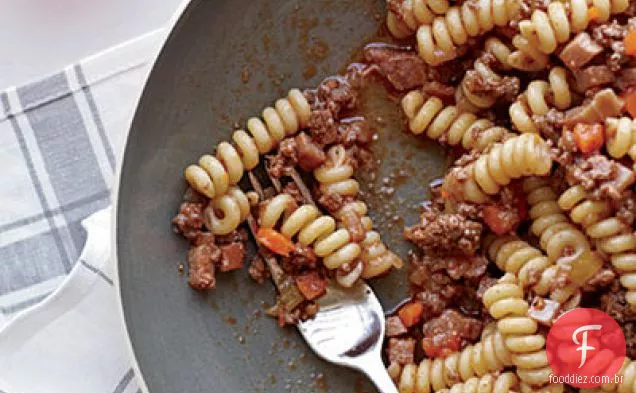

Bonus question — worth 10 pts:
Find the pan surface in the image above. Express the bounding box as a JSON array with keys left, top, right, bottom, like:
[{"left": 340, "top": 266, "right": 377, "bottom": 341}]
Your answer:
[{"left": 116, "top": 0, "right": 447, "bottom": 392}]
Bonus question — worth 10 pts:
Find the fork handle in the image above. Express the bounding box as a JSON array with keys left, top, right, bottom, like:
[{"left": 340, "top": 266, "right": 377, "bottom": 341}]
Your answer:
[{"left": 363, "top": 359, "right": 399, "bottom": 393}]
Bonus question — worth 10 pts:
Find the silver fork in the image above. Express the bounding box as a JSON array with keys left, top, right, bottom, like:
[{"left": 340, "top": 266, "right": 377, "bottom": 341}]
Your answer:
[
  {"left": 246, "top": 169, "right": 398, "bottom": 393},
  {"left": 298, "top": 282, "right": 399, "bottom": 393}
]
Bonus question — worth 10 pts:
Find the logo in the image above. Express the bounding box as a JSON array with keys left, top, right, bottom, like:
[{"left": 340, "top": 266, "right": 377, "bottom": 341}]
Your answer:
[{"left": 546, "top": 308, "right": 626, "bottom": 388}]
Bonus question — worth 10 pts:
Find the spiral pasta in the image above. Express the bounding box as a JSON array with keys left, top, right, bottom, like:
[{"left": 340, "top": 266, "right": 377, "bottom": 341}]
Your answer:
[
  {"left": 185, "top": 88, "right": 311, "bottom": 200},
  {"left": 315, "top": 145, "right": 403, "bottom": 281},
  {"left": 386, "top": 0, "right": 450, "bottom": 39},
  {"left": 456, "top": 37, "right": 513, "bottom": 113},
  {"left": 396, "top": 331, "right": 513, "bottom": 392},
  {"left": 483, "top": 275, "right": 560, "bottom": 392},
  {"left": 443, "top": 134, "right": 552, "bottom": 203},
  {"left": 416, "top": 0, "right": 521, "bottom": 65},
  {"left": 507, "top": 0, "right": 629, "bottom": 70},
  {"left": 204, "top": 186, "right": 250, "bottom": 235},
  {"left": 558, "top": 185, "right": 636, "bottom": 305},
  {"left": 605, "top": 117, "right": 636, "bottom": 160},
  {"left": 509, "top": 67, "right": 572, "bottom": 134},
  {"left": 437, "top": 372, "right": 518, "bottom": 393},
  {"left": 259, "top": 193, "right": 362, "bottom": 270},
  {"left": 401, "top": 92, "right": 515, "bottom": 152}
]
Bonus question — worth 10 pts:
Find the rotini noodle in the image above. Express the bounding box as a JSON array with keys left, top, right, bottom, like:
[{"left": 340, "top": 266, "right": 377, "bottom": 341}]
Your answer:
[
  {"left": 396, "top": 331, "right": 513, "bottom": 392},
  {"left": 416, "top": 0, "right": 521, "bottom": 65},
  {"left": 437, "top": 372, "right": 518, "bottom": 393},
  {"left": 509, "top": 67, "right": 572, "bottom": 134},
  {"left": 185, "top": 88, "right": 311, "bottom": 200},
  {"left": 483, "top": 275, "right": 560, "bottom": 392},
  {"left": 605, "top": 117, "right": 636, "bottom": 160},
  {"left": 508, "top": 0, "right": 629, "bottom": 70},
  {"left": 259, "top": 194, "right": 362, "bottom": 270},
  {"left": 443, "top": 134, "right": 551, "bottom": 203},
  {"left": 558, "top": 185, "right": 636, "bottom": 305},
  {"left": 204, "top": 186, "right": 250, "bottom": 235},
  {"left": 386, "top": 0, "right": 450, "bottom": 38},
  {"left": 401, "top": 92, "right": 515, "bottom": 152}
]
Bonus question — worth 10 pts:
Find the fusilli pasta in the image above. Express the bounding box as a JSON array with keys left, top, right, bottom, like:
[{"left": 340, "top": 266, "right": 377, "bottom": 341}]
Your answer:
[
  {"left": 204, "top": 186, "right": 251, "bottom": 235},
  {"left": 558, "top": 185, "right": 636, "bottom": 305},
  {"left": 437, "top": 372, "right": 518, "bottom": 393},
  {"left": 443, "top": 134, "right": 552, "bottom": 203},
  {"left": 401, "top": 92, "right": 515, "bottom": 152},
  {"left": 185, "top": 88, "right": 311, "bottom": 199},
  {"left": 509, "top": 67, "right": 572, "bottom": 134},
  {"left": 415, "top": 0, "right": 521, "bottom": 65},
  {"left": 386, "top": 0, "right": 450, "bottom": 38},
  {"left": 396, "top": 331, "right": 513, "bottom": 392},
  {"left": 605, "top": 117, "right": 636, "bottom": 160},
  {"left": 259, "top": 193, "right": 362, "bottom": 270}
]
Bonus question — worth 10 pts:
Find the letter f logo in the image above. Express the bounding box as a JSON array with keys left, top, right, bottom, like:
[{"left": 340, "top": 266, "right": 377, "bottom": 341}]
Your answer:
[{"left": 572, "top": 325, "right": 602, "bottom": 368}]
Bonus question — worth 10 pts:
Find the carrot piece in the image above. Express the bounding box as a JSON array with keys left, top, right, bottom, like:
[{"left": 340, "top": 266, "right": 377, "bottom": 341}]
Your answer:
[
  {"left": 440, "top": 190, "right": 450, "bottom": 199},
  {"left": 573, "top": 123, "right": 605, "bottom": 154},
  {"left": 295, "top": 272, "right": 327, "bottom": 301},
  {"left": 623, "top": 89, "right": 636, "bottom": 118},
  {"left": 256, "top": 228, "right": 295, "bottom": 257},
  {"left": 421, "top": 332, "right": 461, "bottom": 358},
  {"left": 587, "top": 7, "right": 600, "bottom": 22},
  {"left": 482, "top": 205, "right": 515, "bottom": 235},
  {"left": 625, "top": 30, "right": 636, "bottom": 56},
  {"left": 398, "top": 302, "right": 424, "bottom": 328}
]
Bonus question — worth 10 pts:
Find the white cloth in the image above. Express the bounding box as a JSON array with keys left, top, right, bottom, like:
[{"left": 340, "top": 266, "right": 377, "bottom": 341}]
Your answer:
[{"left": 0, "top": 29, "right": 166, "bottom": 393}]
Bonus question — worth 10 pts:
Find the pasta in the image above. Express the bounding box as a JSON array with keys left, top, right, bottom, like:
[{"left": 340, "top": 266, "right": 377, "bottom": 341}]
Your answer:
[
  {"left": 396, "top": 331, "right": 513, "bottom": 392},
  {"left": 483, "top": 275, "right": 560, "bottom": 392},
  {"left": 443, "top": 134, "right": 552, "bottom": 203},
  {"left": 185, "top": 88, "right": 311, "bottom": 199},
  {"left": 259, "top": 193, "right": 362, "bottom": 270},
  {"left": 401, "top": 92, "right": 515, "bottom": 151},
  {"left": 204, "top": 186, "right": 250, "bottom": 235},
  {"left": 386, "top": 0, "right": 450, "bottom": 38},
  {"left": 415, "top": 0, "right": 521, "bottom": 65},
  {"left": 583, "top": 358, "right": 636, "bottom": 393},
  {"left": 605, "top": 117, "right": 636, "bottom": 160},
  {"left": 509, "top": 67, "right": 572, "bottom": 134},
  {"left": 456, "top": 37, "right": 513, "bottom": 113},
  {"left": 558, "top": 185, "right": 636, "bottom": 305},
  {"left": 314, "top": 145, "right": 360, "bottom": 198},
  {"left": 436, "top": 372, "right": 518, "bottom": 393},
  {"left": 507, "top": 0, "right": 629, "bottom": 70}
]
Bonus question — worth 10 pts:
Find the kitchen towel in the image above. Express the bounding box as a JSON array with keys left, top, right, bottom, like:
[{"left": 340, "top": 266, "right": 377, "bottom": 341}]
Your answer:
[{"left": 0, "top": 28, "right": 165, "bottom": 392}]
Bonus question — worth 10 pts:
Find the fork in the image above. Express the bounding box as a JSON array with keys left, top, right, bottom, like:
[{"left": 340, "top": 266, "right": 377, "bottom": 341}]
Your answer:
[
  {"left": 298, "top": 281, "right": 399, "bottom": 393},
  {"left": 246, "top": 168, "right": 398, "bottom": 393}
]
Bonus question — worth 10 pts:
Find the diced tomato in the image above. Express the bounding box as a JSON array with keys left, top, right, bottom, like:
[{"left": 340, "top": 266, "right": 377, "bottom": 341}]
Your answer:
[
  {"left": 398, "top": 302, "right": 424, "bottom": 328},
  {"left": 625, "top": 30, "right": 636, "bottom": 56},
  {"left": 483, "top": 205, "right": 516, "bottom": 235},
  {"left": 256, "top": 228, "right": 295, "bottom": 257},
  {"left": 573, "top": 123, "right": 605, "bottom": 154},
  {"left": 587, "top": 7, "right": 600, "bottom": 22},
  {"left": 622, "top": 89, "right": 636, "bottom": 118},
  {"left": 421, "top": 332, "right": 461, "bottom": 358},
  {"left": 294, "top": 272, "right": 327, "bottom": 301}
]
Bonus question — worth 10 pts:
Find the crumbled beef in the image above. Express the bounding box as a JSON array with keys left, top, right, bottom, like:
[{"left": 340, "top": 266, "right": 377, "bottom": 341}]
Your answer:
[
  {"left": 421, "top": 81, "right": 456, "bottom": 103},
  {"left": 601, "top": 280, "right": 636, "bottom": 323},
  {"left": 445, "top": 255, "right": 488, "bottom": 281},
  {"left": 316, "top": 189, "right": 354, "bottom": 213},
  {"left": 315, "top": 75, "right": 359, "bottom": 115},
  {"left": 282, "top": 244, "right": 318, "bottom": 273},
  {"left": 248, "top": 254, "right": 270, "bottom": 284},
  {"left": 187, "top": 241, "right": 222, "bottom": 290},
  {"left": 341, "top": 210, "right": 366, "bottom": 242},
  {"left": 625, "top": 323, "right": 636, "bottom": 359},
  {"left": 282, "top": 182, "right": 305, "bottom": 205},
  {"left": 409, "top": 254, "right": 464, "bottom": 319},
  {"left": 346, "top": 145, "right": 374, "bottom": 171},
  {"left": 404, "top": 210, "right": 482, "bottom": 256},
  {"left": 172, "top": 202, "right": 205, "bottom": 241},
  {"left": 563, "top": 89, "right": 624, "bottom": 126},
  {"left": 592, "top": 20, "right": 628, "bottom": 72},
  {"left": 617, "top": 193, "right": 636, "bottom": 226},
  {"left": 218, "top": 243, "right": 245, "bottom": 272},
  {"left": 295, "top": 132, "right": 326, "bottom": 171},
  {"left": 386, "top": 316, "right": 408, "bottom": 337},
  {"left": 216, "top": 228, "right": 249, "bottom": 244},
  {"left": 532, "top": 109, "right": 565, "bottom": 142},
  {"left": 267, "top": 138, "right": 298, "bottom": 178},
  {"left": 364, "top": 44, "right": 431, "bottom": 91},
  {"left": 422, "top": 309, "right": 483, "bottom": 346},
  {"left": 565, "top": 154, "right": 635, "bottom": 200},
  {"left": 574, "top": 65, "right": 615, "bottom": 92},
  {"left": 615, "top": 67, "right": 636, "bottom": 92},
  {"left": 308, "top": 108, "right": 339, "bottom": 146},
  {"left": 559, "top": 32, "right": 603, "bottom": 70},
  {"left": 462, "top": 55, "right": 520, "bottom": 103},
  {"left": 386, "top": 338, "right": 416, "bottom": 365},
  {"left": 338, "top": 120, "right": 374, "bottom": 147}
]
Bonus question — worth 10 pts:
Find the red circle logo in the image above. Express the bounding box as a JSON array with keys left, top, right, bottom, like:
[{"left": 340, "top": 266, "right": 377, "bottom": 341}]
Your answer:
[{"left": 546, "top": 308, "right": 626, "bottom": 388}]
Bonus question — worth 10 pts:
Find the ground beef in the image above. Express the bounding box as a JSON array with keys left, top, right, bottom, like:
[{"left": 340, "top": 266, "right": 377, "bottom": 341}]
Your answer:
[
  {"left": 617, "top": 193, "right": 636, "bottom": 226},
  {"left": 295, "top": 132, "right": 326, "bottom": 171},
  {"left": 421, "top": 81, "right": 456, "bottom": 104},
  {"left": 565, "top": 154, "right": 634, "bottom": 200},
  {"left": 308, "top": 108, "right": 339, "bottom": 146},
  {"left": 422, "top": 309, "right": 483, "bottom": 349},
  {"left": 267, "top": 138, "right": 298, "bottom": 178},
  {"left": 215, "top": 228, "right": 249, "bottom": 245},
  {"left": 340, "top": 210, "right": 366, "bottom": 242},
  {"left": 601, "top": 280, "right": 636, "bottom": 323},
  {"left": 386, "top": 338, "right": 416, "bottom": 365},
  {"left": 187, "top": 241, "right": 222, "bottom": 290},
  {"left": 281, "top": 182, "right": 305, "bottom": 205},
  {"left": 338, "top": 119, "right": 374, "bottom": 147},
  {"left": 462, "top": 54, "right": 520, "bottom": 103},
  {"left": 445, "top": 255, "right": 489, "bottom": 281},
  {"left": 592, "top": 20, "right": 628, "bottom": 72},
  {"left": 248, "top": 254, "right": 269, "bottom": 284},
  {"left": 386, "top": 316, "right": 408, "bottom": 337},
  {"left": 404, "top": 210, "right": 482, "bottom": 256},
  {"left": 615, "top": 67, "right": 636, "bottom": 92},
  {"left": 364, "top": 43, "right": 431, "bottom": 91},
  {"left": 172, "top": 202, "right": 206, "bottom": 241},
  {"left": 409, "top": 254, "right": 464, "bottom": 319},
  {"left": 282, "top": 244, "right": 318, "bottom": 273},
  {"left": 311, "top": 73, "right": 360, "bottom": 116}
]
